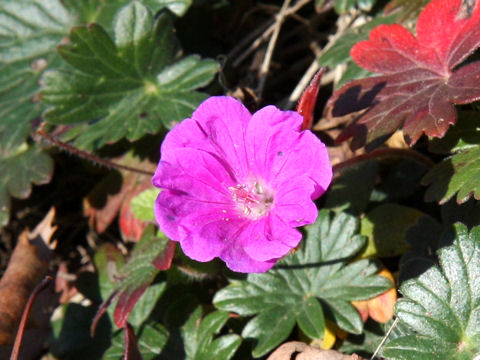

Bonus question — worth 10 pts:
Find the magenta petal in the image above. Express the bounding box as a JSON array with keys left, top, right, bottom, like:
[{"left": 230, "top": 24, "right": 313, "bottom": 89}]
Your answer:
[
  {"left": 271, "top": 131, "right": 332, "bottom": 199},
  {"left": 273, "top": 177, "right": 319, "bottom": 227},
  {"left": 161, "top": 96, "right": 251, "bottom": 178},
  {"left": 220, "top": 239, "right": 277, "bottom": 273},
  {"left": 245, "top": 105, "right": 303, "bottom": 182},
  {"left": 241, "top": 216, "right": 302, "bottom": 262},
  {"left": 153, "top": 148, "right": 236, "bottom": 200},
  {"left": 153, "top": 96, "right": 332, "bottom": 273}
]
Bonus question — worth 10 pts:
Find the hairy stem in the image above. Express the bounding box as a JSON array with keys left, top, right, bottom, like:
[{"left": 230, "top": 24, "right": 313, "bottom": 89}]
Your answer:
[
  {"left": 333, "top": 148, "right": 435, "bottom": 175},
  {"left": 37, "top": 127, "right": 155, "bottom": 177}
]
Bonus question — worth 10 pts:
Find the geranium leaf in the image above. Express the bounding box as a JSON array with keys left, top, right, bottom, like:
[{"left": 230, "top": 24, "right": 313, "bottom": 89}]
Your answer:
[
  {"left": 324, "top": 159, "right": 378, "bottom": 215},
  {"left": 0, "top": 144, "right": 53, "bottom": 226},
  {"left": 384, "top": 0, "right": 431, "bottom": 22},
  {"left": 94, "top": 226, "right": 172, "bottom": 329},
  {"left": 423, "top": 145, "right": 480, "bottom": 204},
  {"left": 428, "top": 111, "right": 480, "bottom": 154},
  {"left": 328, "top": 0, "right": 480, "bottom": 149},
  {"left": 63, "top": 0, "right": 191, "bottom": 27},
  {"left": 42, "top": 2, "right": 218, "bottom": 150},
  {"left": 0, "top": 0, "right": 73, "bottom": 150},
  {"left": 182, "top": 307, "right": 241, "bottom": 360},
  {"left": 214, "top": 210, "right": 392, "bottom": 358},
  {"left": 318, "top": 14, "right": 396, "bottom": 87},
  {"left": 359, "top": 204, "right": 424, "bottom": 258},
  {"left": 383, "top": 222, "right": 480, "bottom": 359},
  {"left": 131, "top": 188, "right": 159, "bottom": 222},
  {"left": 112, "top": 228, "right": 170, "bottom": 328},
  {"left": 104, "top": 323, "right": 169, "bottom": 360}
]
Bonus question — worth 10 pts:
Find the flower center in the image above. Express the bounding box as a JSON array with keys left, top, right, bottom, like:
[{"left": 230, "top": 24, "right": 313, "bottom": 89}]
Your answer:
[{"left": 229, "top": 181, "right": 274, "bottom": 220}]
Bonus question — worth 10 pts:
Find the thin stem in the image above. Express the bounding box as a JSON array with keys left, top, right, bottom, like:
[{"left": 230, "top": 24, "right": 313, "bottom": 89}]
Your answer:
[
  {"left": 10, "top": 276, "right": 53, "bottom": 360},
  {"left": 233, "top": 0, "right": 313, "bottom": 68},
  {"left": 37, "top": 127, "right": 155, "bottom": 177},
  {"left": 333, "top": 148, "right": 435, "bottom": 175},
  {"left": 256, "top": 0, "right": 292, "bottom": 98},
  {"left": 371, "top": 317, "right": 399, "bottom": 360},
  {"left": 286, "top": 58, "right": 321, "bottom": 109}
]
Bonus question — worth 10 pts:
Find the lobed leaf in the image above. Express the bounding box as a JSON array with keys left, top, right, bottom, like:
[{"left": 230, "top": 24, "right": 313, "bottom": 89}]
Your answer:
[
  {"left": 63, "top": 0, "right": 192, "bottom": 27},
  {"left": 182, "top": 307, "right": 241, "bottom": 360},
  {"left": 0, "top": 0, "right": 73, "bottom": 150},
  {"left": 383, "top": 223, "right": 480, "bottom": 359},
  {"left": 328, "top": 0, "right": 480, "bottom": 149},
  {"left": 0, "top": 145, "right": 53, "bottom": 226},
  {"left": 214, "top": 210, "right": 392, "bottom": 358},
  {"left": 42, "top": 2, "right": 218, "bottom": 150},
  {"left": 423, "top": 145, "right": 480, "bottom": 204},
  {"left": 318, "top": 14, "right": 397, "bottom": 87}
]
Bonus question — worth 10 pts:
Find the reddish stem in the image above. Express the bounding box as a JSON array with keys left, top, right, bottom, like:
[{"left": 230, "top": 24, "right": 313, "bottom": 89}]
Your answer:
[
  {"left": 332, "top": 148, "right": 435, "bottom": 175},
  {"left": 37, "top": 127, "right": 155, "bottom": 177},
  {"left": 10, "top": 276, "right": 53, "bottom": 360}
]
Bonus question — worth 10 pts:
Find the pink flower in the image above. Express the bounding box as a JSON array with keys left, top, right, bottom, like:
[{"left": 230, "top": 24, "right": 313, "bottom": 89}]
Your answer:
[{"left": 152, "top": 96, "right": 332, "bottom": 273}]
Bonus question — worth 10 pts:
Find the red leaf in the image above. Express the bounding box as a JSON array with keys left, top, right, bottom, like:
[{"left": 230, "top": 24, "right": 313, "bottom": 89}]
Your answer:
[
  {"left": 124, "top": 323, "right": 142, "bottom": 360},
  {"left": 114, "top": 286, "right": 148, "bottom": 328},
  {"left": 328, "top": 0, "right": 480, "bottom": 148},
  {"left": 152, "top": 241, "right": 176, "bottom": 271},
  {"left": 296, "top": 68, "right": 326, "bottom": 131},
  {"left": 83, "top": 157, "right": 155, "bottom": 241},
  {"left": 118, "top": 179, "right": 152, "bottom": 242}
]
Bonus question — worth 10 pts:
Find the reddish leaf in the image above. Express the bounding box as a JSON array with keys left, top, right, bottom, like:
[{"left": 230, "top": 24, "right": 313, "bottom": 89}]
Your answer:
[
  {"left": 118, "top": 179, "right": 153, "bottom": 242},
  {"left": 328, "top": 0, "right": 480, "bottom": 149},
  {"left": 114, "top": 287, "right": 148, "bottom": 328},
  {"left": 83, "top": 157, "right": 155, "bottom": 241},
  {"left": 124, "top": 323, "right": 142, "bottom": 360},
  {"left": 91, "top": 290, "right": 119, "bottom": 336},
  {"left": 93, "top": 227, "right": 171, "bottom": 330},
  {"left": 296, "top": 68, "right": 326, "bottom": 131},
  {"left": 152, "top": 241, "right": 176, "bottom": 271}
]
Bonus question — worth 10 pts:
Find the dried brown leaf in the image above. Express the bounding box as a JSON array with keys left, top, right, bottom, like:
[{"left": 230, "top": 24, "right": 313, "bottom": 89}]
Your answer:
[
  {"left": 0, "top": 208, "right": 57, "bottom": 345},
  {"left": 267, "top": 342, "right": 366, "bottom": 360}
]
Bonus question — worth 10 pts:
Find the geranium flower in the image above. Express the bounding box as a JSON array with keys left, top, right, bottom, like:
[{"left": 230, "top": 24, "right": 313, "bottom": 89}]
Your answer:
[{"left": 152, "top": 96, "right": 332, "bottom": 273}]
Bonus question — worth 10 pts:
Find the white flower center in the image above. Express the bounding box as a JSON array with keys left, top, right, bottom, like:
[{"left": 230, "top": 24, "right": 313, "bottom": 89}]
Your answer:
[{"left": 229, "top": 181, "right": 274, "bottom": 220}]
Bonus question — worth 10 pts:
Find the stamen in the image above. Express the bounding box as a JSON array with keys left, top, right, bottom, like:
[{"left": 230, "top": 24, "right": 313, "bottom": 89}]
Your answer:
[{"left": 229, "top": 181, "right": 274, "bottom": 219}]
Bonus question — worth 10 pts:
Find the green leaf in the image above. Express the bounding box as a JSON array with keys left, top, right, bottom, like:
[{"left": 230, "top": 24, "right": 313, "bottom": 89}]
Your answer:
[
  {"left": 360, "top": 204, "right": 424, "bottom": 258},
  {"left": 131, "top": 188, "right": 159, "bottom": 222},
  {"left": 182, "top": 307, "right": 241, "bottom": 360},
  {"left": 128, "top": 283, "right": 166, "bottom": 327},
  {"left": 428, "top": 111, "right": 480, "bottom": 154},
  {"left": 99, "top": 226, "right": 170, "bottom": 328},
  {"left": 104, "top": 323, "right": 169, "bottom": 360},
  {"left": 0, "top": 144, "right": 54, "bottom": 226},
  {"left": 383, "top": 223, "right": 480, "bottom": 360},
  {"left": 333, "top": 0, "right": 376, "bottom": 13},
  {"left": 64, "top": 0, "right": 192, "bottom": 27},
  {"left": 214, "top": 210, "right": 392, "bottom": 358},
  {"left": 42, "top": 2, "right": 218, "bottom": 149},
  {"left": 325, "top": 159, "right": 377, "bottom": 215},
  {"left": 94, "top": 243, "right": 125, "bottom": 303},
  {"left": 423, "top": 145, "right": 480, "bottom": 204},
  {"left": 384, "top": 0, "right": 431, "bottom": 22},
  {"left": 0, "top": 0, "right": 73, "bottom": 150},
  {"left": 400, "top": 215, "right": 443, "bottom": 278}
]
